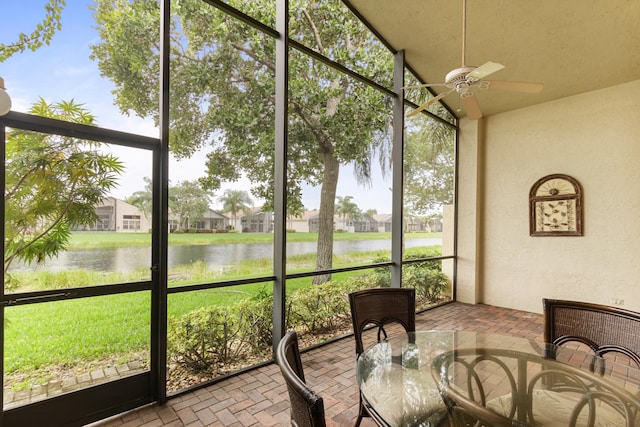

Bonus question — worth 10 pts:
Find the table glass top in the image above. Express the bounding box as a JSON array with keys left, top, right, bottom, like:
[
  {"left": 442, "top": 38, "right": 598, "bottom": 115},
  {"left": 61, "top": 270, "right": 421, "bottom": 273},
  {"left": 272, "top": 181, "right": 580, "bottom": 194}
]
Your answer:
[{"left": 356, "top": 330, "right": 640, "bottom": 427}]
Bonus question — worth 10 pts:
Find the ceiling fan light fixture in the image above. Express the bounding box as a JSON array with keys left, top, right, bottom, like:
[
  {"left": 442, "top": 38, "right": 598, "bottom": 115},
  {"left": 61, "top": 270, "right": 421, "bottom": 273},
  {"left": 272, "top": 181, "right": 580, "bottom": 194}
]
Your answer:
[{"left": 457, "top": 83, "right": 471, "bottom": 94}]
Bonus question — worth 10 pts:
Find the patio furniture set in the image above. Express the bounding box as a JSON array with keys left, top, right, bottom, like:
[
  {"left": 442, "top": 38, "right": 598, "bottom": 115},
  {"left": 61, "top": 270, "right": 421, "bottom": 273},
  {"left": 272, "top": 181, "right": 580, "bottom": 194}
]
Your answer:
[{"left": 276, "top": 289, "right": 640, "bottom": 426}]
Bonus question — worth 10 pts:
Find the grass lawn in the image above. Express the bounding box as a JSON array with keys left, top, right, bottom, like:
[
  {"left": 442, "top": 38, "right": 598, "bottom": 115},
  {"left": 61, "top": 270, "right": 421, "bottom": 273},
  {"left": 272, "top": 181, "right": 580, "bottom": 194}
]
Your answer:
[
  {"left": 4, "top": 249, "right": 407, "bottom": 376},
  {"left": 67, "top": 230, "right": 441, "bottom": 249},
  {"left": 4, "top": 232, "right": 443, "bottom": 387}
]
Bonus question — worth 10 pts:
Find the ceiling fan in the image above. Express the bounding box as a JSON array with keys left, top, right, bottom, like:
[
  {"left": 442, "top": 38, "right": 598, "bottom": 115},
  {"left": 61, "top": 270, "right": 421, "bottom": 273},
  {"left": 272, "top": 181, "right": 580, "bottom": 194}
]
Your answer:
[{"left": 405, "top": 0, "right": 543, "bottom": 120}]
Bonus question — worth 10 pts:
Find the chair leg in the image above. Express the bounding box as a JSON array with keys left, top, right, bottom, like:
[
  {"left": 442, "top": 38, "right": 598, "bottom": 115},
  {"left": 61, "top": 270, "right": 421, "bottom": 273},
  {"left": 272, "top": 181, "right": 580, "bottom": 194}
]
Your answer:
[
  {"left": 355, "top": 393, "right": 369, "bottom": 426},
  {"left": 355, "top": 404, "right": 367, "bottom": 427}
]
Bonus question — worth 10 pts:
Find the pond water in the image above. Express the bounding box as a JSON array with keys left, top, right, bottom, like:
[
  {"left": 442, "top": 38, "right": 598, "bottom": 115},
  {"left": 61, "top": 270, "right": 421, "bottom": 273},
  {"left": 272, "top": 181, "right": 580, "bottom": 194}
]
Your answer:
[{"left": 9, "top": 238, "right": 442, "bottom": 273}]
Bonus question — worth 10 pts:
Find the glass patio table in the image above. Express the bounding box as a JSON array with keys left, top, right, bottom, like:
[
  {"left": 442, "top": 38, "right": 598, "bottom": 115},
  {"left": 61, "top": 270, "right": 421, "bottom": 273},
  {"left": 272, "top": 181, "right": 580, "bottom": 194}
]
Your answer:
[{"left": 356, "top": 330, "right": 640, "bottom": 427}]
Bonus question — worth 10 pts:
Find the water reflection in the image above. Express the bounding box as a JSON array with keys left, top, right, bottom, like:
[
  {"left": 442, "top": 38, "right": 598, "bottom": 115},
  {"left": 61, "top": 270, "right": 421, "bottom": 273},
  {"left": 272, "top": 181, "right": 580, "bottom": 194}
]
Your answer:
[{"left": 9, "top": 238, "right": 442, "bottom": 273}]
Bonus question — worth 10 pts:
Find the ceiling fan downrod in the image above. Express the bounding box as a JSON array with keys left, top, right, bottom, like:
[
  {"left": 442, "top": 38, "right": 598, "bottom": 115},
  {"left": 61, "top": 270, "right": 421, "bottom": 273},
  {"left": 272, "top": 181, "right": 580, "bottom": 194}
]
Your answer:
[{"left": 461, "top": 0, "right": 467, "bottom": 67}]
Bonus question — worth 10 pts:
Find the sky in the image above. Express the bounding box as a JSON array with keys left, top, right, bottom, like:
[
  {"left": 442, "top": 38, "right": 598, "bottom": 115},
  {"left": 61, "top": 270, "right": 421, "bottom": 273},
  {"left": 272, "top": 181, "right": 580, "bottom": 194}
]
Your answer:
[{"left": 1, "top": 1, "right": 393, "bottom": 213}]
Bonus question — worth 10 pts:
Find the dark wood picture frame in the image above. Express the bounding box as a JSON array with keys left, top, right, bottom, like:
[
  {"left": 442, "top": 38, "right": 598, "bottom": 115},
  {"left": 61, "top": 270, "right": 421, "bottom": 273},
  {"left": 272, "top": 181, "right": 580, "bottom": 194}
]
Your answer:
[{"left": 529, "top": 174, "right": 583, "bottom": 236}]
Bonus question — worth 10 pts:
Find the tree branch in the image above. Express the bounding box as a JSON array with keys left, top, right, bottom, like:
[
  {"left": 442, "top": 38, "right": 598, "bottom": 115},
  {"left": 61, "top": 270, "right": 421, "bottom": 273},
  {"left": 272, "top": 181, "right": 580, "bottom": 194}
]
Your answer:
[
  {"left": 290, "top": 101, "right": 333, "bottom": 155},
  {"left": 231, "top": 43, "right": 275, "bottom": 70},
  {"left": 5, "top": 163, "right": 44, "bottom": 199},
  {"left": 6, "top": 152, "right": 68, "bottom": 199},
  {"left": 302, "top": 10, "right": 324, "bottom": 52},
  {"left": 4, "top": 179, "right": 78, "bottom": 273}
]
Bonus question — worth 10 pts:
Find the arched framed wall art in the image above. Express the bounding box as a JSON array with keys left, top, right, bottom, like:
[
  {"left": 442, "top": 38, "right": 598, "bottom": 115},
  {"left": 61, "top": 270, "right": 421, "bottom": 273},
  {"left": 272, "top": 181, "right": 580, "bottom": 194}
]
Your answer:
[{"left": 529, "top": 174, "right": 583, "bottom": 236}]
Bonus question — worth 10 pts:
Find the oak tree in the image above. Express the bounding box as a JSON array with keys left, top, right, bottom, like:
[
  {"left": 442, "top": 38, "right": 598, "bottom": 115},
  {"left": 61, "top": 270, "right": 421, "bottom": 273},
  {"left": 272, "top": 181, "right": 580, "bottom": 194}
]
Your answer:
[{"left": 90, "top": 0, "right": 394, "bottom": 283}]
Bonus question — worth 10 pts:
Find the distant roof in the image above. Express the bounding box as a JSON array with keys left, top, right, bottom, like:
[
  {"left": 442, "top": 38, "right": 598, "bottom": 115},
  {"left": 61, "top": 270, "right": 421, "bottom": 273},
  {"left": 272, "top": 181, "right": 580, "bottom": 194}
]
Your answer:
[
  {"left": 289, "top": 210, "right": 320, "bottom": 220},
  {"left": 373, "top": 213, "right": 392, "bottom": 222}
]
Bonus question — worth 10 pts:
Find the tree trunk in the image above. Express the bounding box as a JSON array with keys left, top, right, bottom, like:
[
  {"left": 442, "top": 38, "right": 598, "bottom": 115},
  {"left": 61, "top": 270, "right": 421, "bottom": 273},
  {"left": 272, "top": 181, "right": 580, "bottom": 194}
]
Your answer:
[{"left": 313, "top": 153, "right": 339, "bottom": 285}]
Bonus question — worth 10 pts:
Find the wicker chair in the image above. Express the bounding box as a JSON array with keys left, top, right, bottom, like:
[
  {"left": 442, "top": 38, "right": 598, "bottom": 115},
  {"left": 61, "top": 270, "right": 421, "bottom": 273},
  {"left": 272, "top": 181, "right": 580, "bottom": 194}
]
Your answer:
[
  {"left": 349, "top": 287, "right": 416, "bottom": 426},
  {"left": 433, "top": 347, "right": 640, "bottom": 427},
  {"left": 276, "top": 330, "right": 327, "bottom": 427},
  {"left": 543, "top": 298, "right": 640, "bottom": 367}
]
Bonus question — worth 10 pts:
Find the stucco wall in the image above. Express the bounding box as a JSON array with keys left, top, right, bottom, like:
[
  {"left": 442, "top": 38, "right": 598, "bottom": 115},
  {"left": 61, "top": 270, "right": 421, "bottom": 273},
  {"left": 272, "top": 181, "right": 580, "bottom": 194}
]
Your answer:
[
  {"left": 458, "top": 80, "right": 640, "bottom": 314},
  {"left": 455, "top": 119, "right": 482, "bottom": 304},
  {"left": 114, "top": 199, "right": 151, "bottom": 232}
]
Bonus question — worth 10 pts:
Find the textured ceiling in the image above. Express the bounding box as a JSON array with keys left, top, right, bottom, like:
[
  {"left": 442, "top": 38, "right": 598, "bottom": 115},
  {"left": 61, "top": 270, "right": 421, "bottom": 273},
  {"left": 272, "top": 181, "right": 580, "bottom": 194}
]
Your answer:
[{"left": 347, "top": 0, "right": 640, "bottom": 119}]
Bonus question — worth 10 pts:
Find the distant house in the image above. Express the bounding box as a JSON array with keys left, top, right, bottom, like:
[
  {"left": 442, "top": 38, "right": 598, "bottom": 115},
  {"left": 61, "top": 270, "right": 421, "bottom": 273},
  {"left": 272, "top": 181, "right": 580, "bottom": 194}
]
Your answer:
[
  {"left": 373, "top": 214, "right": 393, "bottom": 232},
  {"left": 405, "top": 216, "right": 427, "bottom": 232},
  {"left": 372, "top": 214, "right": 440, "bottom": 233},
  {"left": 169, "top": 208, "right": 229, "bottom": 231},
  {"left": 169, "top": 209, "right": 231, "bottom": 230},
  {"left": 307, "top": 211, "right": 322, "bottom": 233},
  {"left": 286, "top": 210, "right": 318, "bottom": 233},
  {"left": 240, "top": 207, "right": 273, "bottom": 233},
  {"left": 77, "top": 197, "right": 150, "bottom": 232},
  {"left": 233, "top": 209, "right": 436, "bottom": 234},
  {"left": 335, "top": 213, "right": 378, "bottom": 232},
  {"left": 352, "top": 213, "right": 378, "bottom": 232},
  {"left": 301, "top": 210, "right": 347, "bottom": 233},
  {"left": 192, "top": 209, "right": 229, "bottom": 231},
  {"left": 289, "top": 210, "right": 390, "bottom": 233}
]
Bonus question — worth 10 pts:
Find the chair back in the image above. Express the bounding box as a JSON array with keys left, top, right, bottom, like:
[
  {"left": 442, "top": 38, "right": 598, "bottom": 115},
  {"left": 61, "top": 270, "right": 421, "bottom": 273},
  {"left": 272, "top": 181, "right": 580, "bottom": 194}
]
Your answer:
[
  {"left": 543, "top": 298, "right": 640, "bottom": 367},
  {"left": 349, "top": 287, "right": 416, "bottom": 356},
  {"left": 276, "top": 330, "right": 327, "bottom": 427}
]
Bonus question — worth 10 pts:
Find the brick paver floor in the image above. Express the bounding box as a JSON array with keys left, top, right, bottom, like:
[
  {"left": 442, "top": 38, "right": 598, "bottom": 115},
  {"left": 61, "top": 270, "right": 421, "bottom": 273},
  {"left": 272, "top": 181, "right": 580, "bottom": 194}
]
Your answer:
[{"left": 88, "top": 302, "right": 543, "bottom": 427}]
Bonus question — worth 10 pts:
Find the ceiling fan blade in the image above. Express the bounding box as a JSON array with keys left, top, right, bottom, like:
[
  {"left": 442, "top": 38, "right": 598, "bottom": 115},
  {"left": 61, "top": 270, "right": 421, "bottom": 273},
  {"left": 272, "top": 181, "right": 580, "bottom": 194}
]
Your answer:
[
  {"left": 406, "top": 89, "right": 455, "bottom": 117},
  {"left": 467, "top": 61, "right": 505, "bottom": 80},
  {"left": 403, "top": 82, "right": 449, "bottom": 90},
  {"left": 461, "top": 92, "right": 483, "bottom": 120},
  {"left": 486, "top": 80, "right": 544, "bottom": 93}
]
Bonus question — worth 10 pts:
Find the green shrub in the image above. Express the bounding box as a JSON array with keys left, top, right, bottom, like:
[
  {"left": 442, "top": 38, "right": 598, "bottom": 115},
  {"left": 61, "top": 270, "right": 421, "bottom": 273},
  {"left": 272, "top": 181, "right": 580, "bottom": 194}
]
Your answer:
[
  {"left": 404, "top": 247, "right": 443, "bottom": 263},
  {"left": 402, "top": 267, "right": 448, "bottom": 302},
  {"left": 167, "top": 266, "right": 447, "bottom": 374},
  {"left": 234, "top": 289, "right": 273, "bottom": 355},
  {"left": 370, "top": 252, "right": 448, "bottom": 303},
  {"left": 369, "top": 256, "right": 393, "bottom": 287},
  {"left": 167, "top": 289, "right": 274, "bottom": 372},
  {"left": 168, "top": 279, "right": 370, "bottom": 374},
  {"left": 288, "top": 281, "right": 349, "bottom": 332},
  {"left": 285, "top": 277, "right": 370, "bottom": 333},
  {"left": 168, "top": 306, "right": 237, "bottom": 371}
]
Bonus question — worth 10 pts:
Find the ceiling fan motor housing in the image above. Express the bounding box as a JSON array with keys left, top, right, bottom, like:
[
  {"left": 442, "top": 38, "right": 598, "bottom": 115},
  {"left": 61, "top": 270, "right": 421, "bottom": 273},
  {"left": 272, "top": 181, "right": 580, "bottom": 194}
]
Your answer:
[{"left": 445, "top": 66, "right": 477, "bottom": 84}]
